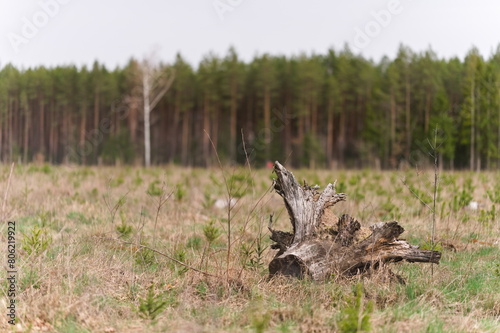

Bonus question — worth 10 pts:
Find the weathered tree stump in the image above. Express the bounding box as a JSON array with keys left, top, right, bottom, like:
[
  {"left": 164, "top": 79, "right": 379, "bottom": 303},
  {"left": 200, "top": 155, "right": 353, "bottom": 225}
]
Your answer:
[{"left": 268, "top": 161, "right": 441, "bottom": 281}]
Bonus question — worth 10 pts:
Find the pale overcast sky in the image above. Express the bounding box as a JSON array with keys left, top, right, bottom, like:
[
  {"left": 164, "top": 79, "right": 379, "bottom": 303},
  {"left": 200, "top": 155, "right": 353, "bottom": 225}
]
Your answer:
[{"left": 1, "top": 0, "right": 500, "bottom": 69}]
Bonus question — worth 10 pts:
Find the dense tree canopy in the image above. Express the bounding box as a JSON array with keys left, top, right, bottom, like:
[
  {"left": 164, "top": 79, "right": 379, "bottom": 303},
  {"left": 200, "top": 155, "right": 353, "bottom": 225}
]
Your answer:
[{"left": 1, "top": 44, "right": 500, "bottom": 169}]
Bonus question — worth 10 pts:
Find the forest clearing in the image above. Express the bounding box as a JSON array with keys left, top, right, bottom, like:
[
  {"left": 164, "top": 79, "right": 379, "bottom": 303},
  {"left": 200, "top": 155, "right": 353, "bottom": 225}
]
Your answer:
[
  {"left": 4, "top": 1, "right": 500, "bottom": 332},
  {"left": 1, "top": 163, "right": 499, "bottom": 332}
]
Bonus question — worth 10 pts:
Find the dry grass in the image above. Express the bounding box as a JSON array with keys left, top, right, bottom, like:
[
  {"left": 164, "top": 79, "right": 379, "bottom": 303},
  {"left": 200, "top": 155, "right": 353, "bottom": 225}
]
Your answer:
[{"left": 0, "top": 164, "right": 499, "bottom": 332}]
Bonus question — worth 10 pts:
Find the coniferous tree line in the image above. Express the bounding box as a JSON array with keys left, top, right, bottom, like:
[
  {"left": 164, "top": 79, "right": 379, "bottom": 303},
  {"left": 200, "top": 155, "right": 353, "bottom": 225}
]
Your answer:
[{"left": 1, "top": 44, "right": 500, "bottom": 169}]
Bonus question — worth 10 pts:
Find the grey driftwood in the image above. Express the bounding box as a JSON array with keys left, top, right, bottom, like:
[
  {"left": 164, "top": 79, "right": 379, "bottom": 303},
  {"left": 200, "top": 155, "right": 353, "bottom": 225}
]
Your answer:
[{"left": 268, "top": 161, "right": 441, "bottom": 281}]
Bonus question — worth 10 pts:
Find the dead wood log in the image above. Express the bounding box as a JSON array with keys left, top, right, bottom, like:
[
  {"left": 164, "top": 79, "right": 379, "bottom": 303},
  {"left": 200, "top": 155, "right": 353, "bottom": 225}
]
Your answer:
[{"left": 268, "top": 161, "right": 441, "bottom": 281}]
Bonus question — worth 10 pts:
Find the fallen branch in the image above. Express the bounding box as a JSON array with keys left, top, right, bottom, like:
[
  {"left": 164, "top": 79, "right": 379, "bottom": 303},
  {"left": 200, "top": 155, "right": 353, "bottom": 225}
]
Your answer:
[{"left": 95, "top": 236, "right": 216, "bottom": 277}]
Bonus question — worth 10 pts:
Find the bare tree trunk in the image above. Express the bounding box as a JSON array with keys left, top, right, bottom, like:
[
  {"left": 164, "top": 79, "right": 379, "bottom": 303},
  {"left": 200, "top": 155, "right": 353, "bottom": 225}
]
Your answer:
[
  {"left": 425, "top": 92, "right": 431, "bottom": 134},
  {"left": 283, "top": 101, "right": 292, "bottom": 164},
  {"left": 127, "top": 96, "right": 139, "bottom": 147},
  {"left": 470, "top": 74, "right": 475, "bottom": 171},
  {"left": 390, "top": 90, "right": 396, "bottom": 168},
  {"left": 50, "top": 118, "right": 57, "bottom": 163},
  {"left": 13, "top": 98, "right": 19, "bottom": 161},
  {"left": 326, "top": 107, "right": 334, "bottom": 168},
  {"left": 112, "top": 103, "right": 119, "bottom": 136},
  {"left": 203, "top": 94, "right": 210, "bottom": 167},
  {"left": 212, "top": 105, "right": 219, "bottom": 156},
  {"left": 23, "top": 108, "right": 29, "bottom": 163},
  {"left": 48, "top": 101, "right": 54, "bottom": 163},
  {"left": 65, "top": 109, "right": 74, "bottom": 164},
  {"left": 338, "top": 108, "right": 346, "bottom": 168},
  {"left": 405, "top": 74, "right": 411, "bottom": 161},
  {"left": 311, "top": 96, "right": 317, "bottom": 136},
  {"left": 310, "top": 96, "right": 318, "bottom": 169},
  {"left": 39, "top": 96, "right": 45, "bottom": 155},
  {"left": 79, "top": 104, "right": 87, "bottom": 165},
  {"left": 268, "top": 162, "right": 441, "bottom": 281},
  {"left": 181, "top": 110, "right": 190, "bottom": 165},
  {"left": 61, "top": 107, "right": 68, "bottom": 164},
  {"left": 143, "top": 71, "right": 152, "bottom": 167},
  {"left": 297, "top": 113, "right": 304, "bottom": 166},
  {"left": 141, "top": 58, "right": 175, "bottom": 167},
  {"left": 264, "top": 88, "right": 271, "bottom": 160},
  {"left": 169, "top": 95, "right": 180, "bottom": 163},
  {"left": 230, "top": 81, "right": 238, "bottom": 163},
  {"left": 93, "top": 90, "right": 100, "bottom": 164}
]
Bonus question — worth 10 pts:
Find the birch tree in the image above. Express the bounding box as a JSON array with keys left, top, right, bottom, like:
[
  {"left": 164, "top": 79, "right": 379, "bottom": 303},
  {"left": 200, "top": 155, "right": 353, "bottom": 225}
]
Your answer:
[{"left": 141, "top": 58, "right": 175, "bottom": 167}]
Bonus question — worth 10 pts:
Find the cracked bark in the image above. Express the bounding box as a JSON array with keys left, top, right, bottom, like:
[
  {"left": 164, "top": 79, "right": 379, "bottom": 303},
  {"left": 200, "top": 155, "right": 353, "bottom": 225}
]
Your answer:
[{"left": 268, "top": 161, "right": 441, "bottom": 281}]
